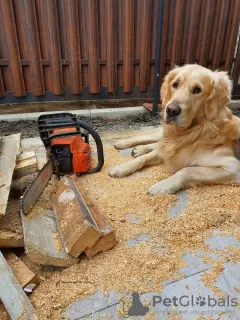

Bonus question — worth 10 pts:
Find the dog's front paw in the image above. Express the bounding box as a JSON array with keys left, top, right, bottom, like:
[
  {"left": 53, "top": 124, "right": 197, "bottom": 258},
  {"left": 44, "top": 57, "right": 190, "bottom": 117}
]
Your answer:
[
  {"left": 109, "top": 165, "right": 130, "bottom": 178},
  {"left": 148, "top": 178, "right": 181, "bottom": 195},
  {"left": 114, "top": 140, "right": 130, "bottom": 150},
  {"left": 131, "top": 146, "right": 148, "bottom": 158}
]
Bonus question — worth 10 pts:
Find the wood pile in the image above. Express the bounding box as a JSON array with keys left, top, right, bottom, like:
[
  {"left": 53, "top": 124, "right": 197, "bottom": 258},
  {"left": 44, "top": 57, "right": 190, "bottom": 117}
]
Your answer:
[{"left": 0, "top": 134, "right": 116, "bottom": 320}]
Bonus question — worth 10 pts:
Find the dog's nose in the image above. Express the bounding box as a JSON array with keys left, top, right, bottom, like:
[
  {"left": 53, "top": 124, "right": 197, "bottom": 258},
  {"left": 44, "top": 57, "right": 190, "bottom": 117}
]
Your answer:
[{"left": 166, "top": 103, "right": 181, "bottom": 116}]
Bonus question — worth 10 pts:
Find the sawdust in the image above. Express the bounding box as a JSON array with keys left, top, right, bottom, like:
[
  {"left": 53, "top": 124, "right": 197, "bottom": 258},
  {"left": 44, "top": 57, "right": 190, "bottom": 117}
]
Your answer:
[
  {"left": 25, "top": 177, "right": 58, "bottom": 220},
  {"left": 0, "top": 197, "right": 23, "bottom": 246},
  {"left": 15, "top": 137, "right": 239, "bottom": 319},
  {"left": 52, "top": 232, "right": 63, "bottom": 252},
  {"left": 201, "top": 261, "right": 225, "bottom": 298}
]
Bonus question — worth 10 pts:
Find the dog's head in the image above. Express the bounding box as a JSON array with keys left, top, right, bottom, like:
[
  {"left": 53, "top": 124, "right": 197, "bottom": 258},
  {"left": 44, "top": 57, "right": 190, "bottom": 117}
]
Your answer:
[{"left": 160, "top": 64, "right": 232, "bottom": 129}]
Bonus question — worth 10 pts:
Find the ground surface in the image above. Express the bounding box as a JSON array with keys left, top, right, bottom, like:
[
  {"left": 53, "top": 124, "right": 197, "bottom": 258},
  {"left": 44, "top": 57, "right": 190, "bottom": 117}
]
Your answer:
[
  {"left": 0, "top": 124, "right": 240, "bottom": 320},
  {"left": 0, "top": 113, "right": 160, "bottom": 138}
]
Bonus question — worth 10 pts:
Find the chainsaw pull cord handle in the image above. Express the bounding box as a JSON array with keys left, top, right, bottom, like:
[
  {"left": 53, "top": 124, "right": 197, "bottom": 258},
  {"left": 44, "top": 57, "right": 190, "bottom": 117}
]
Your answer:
[{"left": 76, "top": 120, "right": 104, "bottom": 174}]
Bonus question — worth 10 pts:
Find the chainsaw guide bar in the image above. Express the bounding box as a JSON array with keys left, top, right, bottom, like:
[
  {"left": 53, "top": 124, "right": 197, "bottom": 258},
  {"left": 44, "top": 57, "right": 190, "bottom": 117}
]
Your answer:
[{"left": 20, "top": 159, "right": 54, "bottom": 215}]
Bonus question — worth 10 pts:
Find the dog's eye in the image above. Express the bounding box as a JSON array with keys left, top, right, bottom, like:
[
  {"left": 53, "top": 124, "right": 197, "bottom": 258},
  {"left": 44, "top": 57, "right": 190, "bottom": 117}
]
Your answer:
[
  {"left": 172, "top": 82, "right": 179, "bottom": 89},
  {"left": 192, "top": 86, "right": 201, "bottom": 94}
]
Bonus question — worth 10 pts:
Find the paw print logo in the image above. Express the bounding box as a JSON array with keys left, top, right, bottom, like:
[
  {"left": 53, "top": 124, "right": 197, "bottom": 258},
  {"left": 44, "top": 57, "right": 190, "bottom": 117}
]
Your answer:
[{"left": 195, "top": 296, "right": 206, "bottom": 307}]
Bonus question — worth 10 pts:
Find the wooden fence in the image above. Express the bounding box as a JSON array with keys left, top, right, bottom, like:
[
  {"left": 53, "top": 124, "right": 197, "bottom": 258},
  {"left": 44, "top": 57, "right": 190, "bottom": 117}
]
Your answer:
[{"left": 0, "top": 0, "right": 240, "bottom": 104}]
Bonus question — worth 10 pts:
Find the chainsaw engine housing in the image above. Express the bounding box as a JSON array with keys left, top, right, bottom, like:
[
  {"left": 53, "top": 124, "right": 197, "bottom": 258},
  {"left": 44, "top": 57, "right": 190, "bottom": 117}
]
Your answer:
[
  {"left": 38, "top": 112, "right": 104, "bottom": 176},
  {"left": 51, "top": 128, "right": 91, "bottom": 174}
]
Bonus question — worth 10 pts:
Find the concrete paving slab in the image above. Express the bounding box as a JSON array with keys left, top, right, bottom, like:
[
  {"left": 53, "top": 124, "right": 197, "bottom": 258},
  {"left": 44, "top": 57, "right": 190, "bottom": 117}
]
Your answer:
[
  {"left": 168, "top": 190, "right": 188, "bottom": 219},
  {"left": 90, "top": 107, "right": 147, "bottom": 119},
  {"left": 0, "top": 107, "right": 147, "bottom": 122},
  {"left": 0, "top": 133, "right": 21, "bottom": 216},
  {"left": 127, "top": 233, "right": 151, "bottom": 247},
  {"left": 126, "top": 214, "right": 141, "bottom": 224},
  {"left": 62, "top": 261, "right": 240, "bottom": 319},
  {"left": 206, "top": 236, "right": 240, "bottom": 251}
]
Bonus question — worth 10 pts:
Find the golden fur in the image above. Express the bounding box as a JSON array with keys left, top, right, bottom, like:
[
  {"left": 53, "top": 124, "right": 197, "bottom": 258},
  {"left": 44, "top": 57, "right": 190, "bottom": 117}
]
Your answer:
[{"left": 109, "top": 64, "right": 240, "bottom": 195}]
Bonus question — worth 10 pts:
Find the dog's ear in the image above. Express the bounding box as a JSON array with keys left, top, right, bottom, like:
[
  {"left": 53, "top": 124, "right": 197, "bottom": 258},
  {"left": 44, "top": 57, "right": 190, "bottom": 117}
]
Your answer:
[
  {"left": 160, "top": 67, "right": 179, "bottom": 108},
  {"left": 205, "top": 71, "right": 232, "bottom": 120}
]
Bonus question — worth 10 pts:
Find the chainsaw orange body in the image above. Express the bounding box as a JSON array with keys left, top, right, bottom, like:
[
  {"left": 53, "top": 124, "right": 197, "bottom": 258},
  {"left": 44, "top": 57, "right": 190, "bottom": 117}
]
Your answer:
[{"left": 51, "top": 128, "right": 91, "bottom": 173}]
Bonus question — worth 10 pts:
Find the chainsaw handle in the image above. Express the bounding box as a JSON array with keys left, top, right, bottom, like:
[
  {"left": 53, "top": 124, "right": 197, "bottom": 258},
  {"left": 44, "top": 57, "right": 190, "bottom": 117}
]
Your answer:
[{"left": 76, "top": 120, "right": 104, "bottom": 174}]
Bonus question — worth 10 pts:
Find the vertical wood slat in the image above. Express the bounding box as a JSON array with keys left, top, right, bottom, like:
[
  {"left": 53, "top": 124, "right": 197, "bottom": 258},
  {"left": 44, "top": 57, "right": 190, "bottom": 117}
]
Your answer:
[
  {"left": 0, "top": 70, "right": 5, "bottom": 97},
  {"left": 45, "top": 0, "right": 63, "bottom": 95},
  {"left": 85, "top": 0, "right": 100, "bottom": 94},
  {"left": 170, "top": 0, "right": 183, "bottom": 66},
  {"left": 24, "top": 0, "right": 45, "bottom": 96},
  {"left": 224, "top": 0, "right": 240, "bottom": 72},
  {"left": 66, "top": 0, "right": 82, "bottom": 94},
  {"left": 198, "top": 0, "right": 215, "bottom": 66},
  {"left": 185, "top": 0, "right": 201, "bottom": 63},
  {"left": 159, "top": 0, "right": 171, "bottom": 85},
  {"left": 139, "top": 0, "right": 152, "bottom": 91},
  {"left": 106, "top": 0, "right": 116, "bottom": 93},
  {"left": 0, "top": 0, "right": 25, "bottom": 96},
  {"left": 231, "top": 36, "right": 240, "bottom": 86},
  {"left": 123, "top": 0, "right": 134, "bottom": 92},
  {"left": 212, "top": 0, "right": 229, "bottom": 70}
]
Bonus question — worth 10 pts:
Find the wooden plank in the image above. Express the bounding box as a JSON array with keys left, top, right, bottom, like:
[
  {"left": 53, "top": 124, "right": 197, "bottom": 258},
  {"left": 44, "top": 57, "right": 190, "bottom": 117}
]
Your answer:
[
  {"left": 0, "top": 251, "right": 37, "bottom": 319},
  {"left": 85, "top": 0, "right": 100, "bottom": 93},
  {"left": 139, "top": 0, "right": 152, "bottom": 91},
  {"left": 223, "top": 0, "right": 240, "bottom": 72},
  {"left": 20, "top": 177, "right": 78, "bottom": 267},
  {"left": 212, "top": 0, "right": 229, "bottom": 70},
  {"left": 0, "top": 0, "right": 26, "bottom": 97},
  {"left": 13, "top": 151, "right": 37, "bottom": 179},
  {"left": 3, "top": 252, "right": 39, "bottom": 290},
  {"left": 65, "top": 0, "right": 82, "bottom": 94},
  {"left": 73, "top": 182, "right": 117, "bottom": 258},
  {"left": 106, "top": 0, "right": 117, "bottom": 93},
  {"left": 170, "top": 0, "right": 183, "bottom": 66},
  {"left": 123, "top": 0, "right": 134, "bottom": 92},
  {"left": 51, "top": 176, "right": 101, "bottom": 257},
  {"left": 232, "top": 36, "right": 240, "bottom": 86},
  {"left": 45, "top": 0, "right": 64, "bottom": 95},
  {"left": 0, "top": 134, "right": 21, "bottom": 216},
  {"left": 0, "top": 69, "right": 5, "bottom": 97},
  {"left": 23, "top": 0, "right": 45, "bottom": 96},
  {"left": 197, "top": 0, "right": 215, "bottom": 67},
  {"left": 0, "top": 198, "right": 24, "bottom": 248},
  {"left": 159, "top": 0, "right": 171, "bottom": 85},
  {"left": 185, "top": 0, "right": 201, "bottom": 64}
]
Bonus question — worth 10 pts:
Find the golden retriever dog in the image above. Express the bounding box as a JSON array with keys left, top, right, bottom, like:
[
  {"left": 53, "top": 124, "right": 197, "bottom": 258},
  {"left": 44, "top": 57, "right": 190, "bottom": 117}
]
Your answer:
[{"left": 109, "top": 64, "right": 240, "bottom": 195}]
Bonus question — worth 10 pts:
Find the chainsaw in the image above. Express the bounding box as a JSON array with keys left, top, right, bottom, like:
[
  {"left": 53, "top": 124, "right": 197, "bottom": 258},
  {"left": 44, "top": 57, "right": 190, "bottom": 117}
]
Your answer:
[{"left": 20, "top": 112, "right": 104, "bottom": 215}]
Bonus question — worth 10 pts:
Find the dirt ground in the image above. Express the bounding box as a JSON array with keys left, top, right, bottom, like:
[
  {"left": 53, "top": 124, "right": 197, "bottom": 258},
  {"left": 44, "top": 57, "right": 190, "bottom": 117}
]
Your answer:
[
  {"left": 0, "top": 107, "right": 240, "bottom": 139},
  {"left": 0, "top": 113, "right": 160, "bottom": 138}
]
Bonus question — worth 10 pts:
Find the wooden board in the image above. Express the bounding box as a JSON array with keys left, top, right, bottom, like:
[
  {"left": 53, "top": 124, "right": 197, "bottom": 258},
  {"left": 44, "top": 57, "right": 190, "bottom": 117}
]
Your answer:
[
  {"left": 3, "top": 252, "right": 39, "bottom": 289},
  {"left": 74, "top": 181, "right": 117, "bottom": 258},
  {"left": 0, "top": 251, "right": 37, "bottom": 320},
  {"left": 0, "top": 198, "right": 24, "bottom": 248},
  {"left": 51, "top": 176, "right": 102, "bottom": 258},
  {"left": 13, "top": 151, "right": 37, "bottom": 179},
  {"left": 20, "top": 208, "right": 79, "bottom": 267},
  {"left": 0, "top": 134, "right": 21, "bottom": 216}
]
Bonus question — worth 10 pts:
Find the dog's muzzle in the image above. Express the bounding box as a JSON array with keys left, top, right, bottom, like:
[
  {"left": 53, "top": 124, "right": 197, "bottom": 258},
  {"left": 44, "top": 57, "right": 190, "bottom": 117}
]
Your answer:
[{"left": 165, "top": 102, "right": 181, "bottom": 123}]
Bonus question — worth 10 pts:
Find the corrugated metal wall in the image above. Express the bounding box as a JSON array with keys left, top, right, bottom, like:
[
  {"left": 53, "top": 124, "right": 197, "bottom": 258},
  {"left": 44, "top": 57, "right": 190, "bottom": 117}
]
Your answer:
[{"left": 0, "top": 0, "right": 240, "bottom": 103}]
